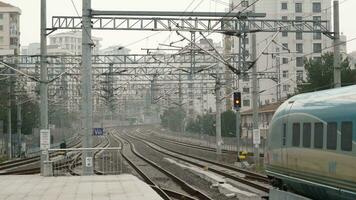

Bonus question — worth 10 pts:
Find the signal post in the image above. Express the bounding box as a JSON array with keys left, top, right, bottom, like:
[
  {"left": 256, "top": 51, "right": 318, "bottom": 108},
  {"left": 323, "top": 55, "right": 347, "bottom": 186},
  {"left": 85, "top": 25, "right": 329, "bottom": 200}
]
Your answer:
[{"left": 233, "top": 92, "right": 241, "bottom": 161}]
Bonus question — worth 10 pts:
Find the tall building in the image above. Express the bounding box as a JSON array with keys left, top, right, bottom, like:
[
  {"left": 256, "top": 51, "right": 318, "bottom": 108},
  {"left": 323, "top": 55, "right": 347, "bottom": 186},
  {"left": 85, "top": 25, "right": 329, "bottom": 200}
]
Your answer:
[
  {"left": 230, "top": 0, "right": 333, "bottom": 110},
  {"left": 49, "top": 31, "right": 102, "bottom": 55},
  {"left": 0, "top": 1, "right": 21, "bottom": 55}
]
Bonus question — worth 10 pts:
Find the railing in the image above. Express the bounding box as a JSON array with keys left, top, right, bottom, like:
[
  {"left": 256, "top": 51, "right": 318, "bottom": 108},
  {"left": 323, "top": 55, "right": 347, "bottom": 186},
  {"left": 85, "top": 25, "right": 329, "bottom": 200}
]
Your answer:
[
  {"left": 153, "top": 129, "right": 266, "bottom": 154},
  {"left": 46, "top": 147, "right": 122, "bottom": 176}
]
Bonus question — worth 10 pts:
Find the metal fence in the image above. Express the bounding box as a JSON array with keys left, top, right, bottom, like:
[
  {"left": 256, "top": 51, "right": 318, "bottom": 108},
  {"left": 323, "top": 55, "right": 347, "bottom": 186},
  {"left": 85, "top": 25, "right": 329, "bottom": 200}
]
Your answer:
[
  {"left": 46, "top": 147, "right": 122, "bottom": 176},
  {"left": 154, "top": 129, "right": 266, "bottom": 154}
]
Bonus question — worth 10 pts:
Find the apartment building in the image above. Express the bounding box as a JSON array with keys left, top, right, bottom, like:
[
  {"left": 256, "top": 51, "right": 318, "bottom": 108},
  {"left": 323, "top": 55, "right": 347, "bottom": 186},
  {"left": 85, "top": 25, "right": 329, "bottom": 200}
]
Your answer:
[
  {"left": 0, "top": 1, "right": 20, "bottom": 55},
  {"left": 230, "top": 0, "right": 335, "bottom": 110},
  {"left": 49, "top": 31, "right": 102, "bottom": 55}
]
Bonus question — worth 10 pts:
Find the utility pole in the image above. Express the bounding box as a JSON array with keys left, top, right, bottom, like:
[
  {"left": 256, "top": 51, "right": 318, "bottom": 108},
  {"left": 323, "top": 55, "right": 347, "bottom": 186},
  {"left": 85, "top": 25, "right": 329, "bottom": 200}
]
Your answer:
[
  {"left": 82, "top": 0, "right": 93, "bottom": 175},
  {"left": 251, "top": 4, "right": 260, "bottom": 169},
  {"left": 215, "top": 74, "right": 222, "bottom": 155},
  {"left": 16, "top": 100, "right": 22, "bottom": 157},
  {"left": 40, "top": 0, "right": 49, "bottom": 174},
  {"left": 235, "top": 108, "right": 240, "bottom": 159},
  {"left": 188, "top": 32, "right": 196, "bottom": 118},
  {"left": 333, "top": 0, "right": 341, "bottom": 88},
  {"left": 7, "top": 68, "right": 12, "bottom": 159}
]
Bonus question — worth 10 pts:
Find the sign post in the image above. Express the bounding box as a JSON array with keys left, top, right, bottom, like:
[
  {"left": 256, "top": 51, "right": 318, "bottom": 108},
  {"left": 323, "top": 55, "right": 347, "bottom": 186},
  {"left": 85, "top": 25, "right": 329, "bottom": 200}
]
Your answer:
[
  {"left": 253, "top": 129, "right": 261, "bottom": 146},
  {"left": 40, "top": 129, "right": 50, "bottom": 150},
  {"left": 93, "top": 128, "right": 104, "bottom": 136}
]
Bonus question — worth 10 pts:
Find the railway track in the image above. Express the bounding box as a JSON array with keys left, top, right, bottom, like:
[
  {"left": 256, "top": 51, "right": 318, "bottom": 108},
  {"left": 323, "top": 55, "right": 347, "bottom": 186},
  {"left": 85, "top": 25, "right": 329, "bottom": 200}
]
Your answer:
[
  {"left": 113, "top": 132, "right": 213, "bottom": 200},
  {"left": 138, "top": 131, "right": 269, "bottom": 183},
  {"left": 0, "top": 138, "right": 82, "bottom": 171},
  {"left": 124, "top": 130, "right": 270, "bottom": 197},
  {"left": 0, "top": 136, "right": 109, "bottom": 175},
  {"left": 148, "top": 130, "right": 264, "bottom": 157}
]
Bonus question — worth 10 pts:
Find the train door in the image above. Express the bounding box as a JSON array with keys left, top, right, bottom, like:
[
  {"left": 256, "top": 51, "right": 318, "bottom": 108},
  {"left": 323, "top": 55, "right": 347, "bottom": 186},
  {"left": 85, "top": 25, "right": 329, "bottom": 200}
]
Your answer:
[{"left": 281, "top": 101, "right": 295, "bottom": 167}]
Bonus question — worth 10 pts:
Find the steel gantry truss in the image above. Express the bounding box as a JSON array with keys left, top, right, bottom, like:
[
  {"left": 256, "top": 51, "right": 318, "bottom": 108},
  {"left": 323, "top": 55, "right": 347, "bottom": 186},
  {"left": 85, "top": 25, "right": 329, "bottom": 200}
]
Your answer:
[{"left": 52, "top": 11, "right": 332, "bottom": 38}]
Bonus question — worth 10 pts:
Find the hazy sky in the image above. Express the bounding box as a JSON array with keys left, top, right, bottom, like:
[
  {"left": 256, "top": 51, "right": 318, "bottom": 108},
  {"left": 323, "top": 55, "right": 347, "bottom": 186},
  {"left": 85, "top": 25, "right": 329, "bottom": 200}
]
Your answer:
[{"left": 4, "top": 0, "right": 356, "bottom": 53}]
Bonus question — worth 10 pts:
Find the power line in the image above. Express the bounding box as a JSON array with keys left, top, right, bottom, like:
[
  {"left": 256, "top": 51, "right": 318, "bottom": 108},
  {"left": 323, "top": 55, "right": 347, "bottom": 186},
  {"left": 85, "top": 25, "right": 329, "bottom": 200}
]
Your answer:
[{"left": 70, "top": 0, "right": 95, "bottom": 46}]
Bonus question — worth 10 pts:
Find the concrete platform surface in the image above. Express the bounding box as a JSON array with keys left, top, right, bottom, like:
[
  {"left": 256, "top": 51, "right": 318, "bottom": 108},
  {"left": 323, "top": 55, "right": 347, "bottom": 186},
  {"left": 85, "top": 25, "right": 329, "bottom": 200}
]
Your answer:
[{"left": 0, "top": 174, "right": 164, "bottom": 200}]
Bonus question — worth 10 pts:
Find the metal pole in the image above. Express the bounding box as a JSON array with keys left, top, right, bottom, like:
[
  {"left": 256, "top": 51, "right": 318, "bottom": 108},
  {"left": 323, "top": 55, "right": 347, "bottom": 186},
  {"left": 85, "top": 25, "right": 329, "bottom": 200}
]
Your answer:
[
  {"left": 251, "top": 4, "right": 260, "bottom": 169},
  {"left": 17, "top": 102, "right": 22, "bottom": 157},
  {"left": 235, "top": 110, "right": 240, "bottom": 160},
  {"left": 215, "top": 75, "right": 222, "bottom": 155},
  {"left": 224, "top": 13, "right": 232, "bottom": 110},
  {"left": 333, "top": 0, "right": 341, "bottom": 88},
  {"left": 40, "top": 0, "right": 49, "bottom": 175},
  {"left": 7, "top": 74, "right": 12, "bottom": 159},
  {"left": 82, "top": 0, "right": 93, "bottom": 175}
]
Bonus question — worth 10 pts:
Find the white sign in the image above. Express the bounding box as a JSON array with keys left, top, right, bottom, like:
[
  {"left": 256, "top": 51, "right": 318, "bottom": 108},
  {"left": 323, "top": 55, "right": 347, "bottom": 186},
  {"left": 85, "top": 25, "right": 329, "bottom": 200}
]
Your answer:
[
  {"left": 40, "top": 129, "right": 50, "bottom": 150},
  {"left": 86, "top": 157, "right": 93, "bottom": 167},
  {"left": 253, "top": 129, "right": 261, "bottom": 145}
]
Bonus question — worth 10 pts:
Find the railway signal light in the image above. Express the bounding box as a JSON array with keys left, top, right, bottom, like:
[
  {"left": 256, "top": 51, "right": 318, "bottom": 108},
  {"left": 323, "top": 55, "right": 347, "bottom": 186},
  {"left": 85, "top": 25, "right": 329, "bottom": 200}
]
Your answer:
[{"left": 233, "top": 92, "right": 241, "bottom": 110}]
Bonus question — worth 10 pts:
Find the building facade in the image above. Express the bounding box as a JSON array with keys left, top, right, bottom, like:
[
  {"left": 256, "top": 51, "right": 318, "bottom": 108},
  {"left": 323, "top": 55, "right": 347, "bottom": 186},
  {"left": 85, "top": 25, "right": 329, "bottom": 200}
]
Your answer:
[
  {"left": 49, "top": 31, "right": 102, "bottom": 55},
  {"left": 0, "top": 2, "right": 21, "bottom": 55},
  {"left": 230, "top": 0, "right": 334, "bottom": 111}
]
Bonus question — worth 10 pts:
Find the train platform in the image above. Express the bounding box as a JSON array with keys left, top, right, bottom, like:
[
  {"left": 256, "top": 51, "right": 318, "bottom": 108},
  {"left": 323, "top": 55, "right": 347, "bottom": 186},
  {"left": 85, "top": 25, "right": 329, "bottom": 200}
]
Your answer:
[{"left": 0, "top": 174, "right": 164, "bottom": 200}]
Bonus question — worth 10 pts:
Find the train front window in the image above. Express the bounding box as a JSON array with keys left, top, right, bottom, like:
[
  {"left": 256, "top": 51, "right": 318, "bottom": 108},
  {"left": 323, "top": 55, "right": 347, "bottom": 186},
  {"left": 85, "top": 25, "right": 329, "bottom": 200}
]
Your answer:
[
  {"left": 303, "top": 123, "right": 311, "bottom": 148},
  {"left": 283, "top": 123, "right": 287, "bottom": 146},
  {"left": 314, "top": 122, "right": 324, "bottom": 149},
  {"left": 341, "top": 122, "right": 352, "bottom": 151},
  {"left": 292, "top": 123, "right": 300, "bottom": 147},
  {"left": 327, "top": 122, "right": 337, "bottom": 150}
]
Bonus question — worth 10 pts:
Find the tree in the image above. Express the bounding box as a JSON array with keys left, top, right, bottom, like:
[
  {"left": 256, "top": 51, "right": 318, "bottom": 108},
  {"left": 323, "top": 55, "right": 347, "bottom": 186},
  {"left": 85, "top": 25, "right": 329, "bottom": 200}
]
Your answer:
[
  {"left": 185, "top": 110, "right": 237, "bottom": 137},
  {"left": 160, "top": 107, "right": 185, "bottom": 132},
  {"left": 221, "top": 110, "right": 236, "bottom": 137},
  {"left": 297, "top": 53, "right": 356, "bottom": 93}
]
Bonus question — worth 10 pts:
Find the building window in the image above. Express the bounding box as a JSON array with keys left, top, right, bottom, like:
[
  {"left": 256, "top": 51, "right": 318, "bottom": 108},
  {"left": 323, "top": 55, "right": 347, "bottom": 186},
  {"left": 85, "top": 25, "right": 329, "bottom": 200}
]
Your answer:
[
  {"left": 313, "top": 32, "right": 322, "bottom": 40},
  {"left": 313, "top": 2, "right": 321, "bottom": 13},
  {"left": 0, "top": 25, "right": 3, "bottom": 31},
  {"left": 295, "top": 3, "right": 303, "bottom": 13},
  {"left": 243, "top": 87, "right": 250, "bottom": 93},
  {"left": 327, "top": 122, "right": 337, "bottom": 150},
  {"left": 282, "top": 43, "right": 289, "bottom": 51},
  {"left": 283, "top": 84, "right": 290, "bottom": 92},
  {"left": 243, "top": 99, "right": 250, "bottom": 107},
  {"left": 282, "top": 31, "right": 288, "bottom": 37},
  {"left": 296, "top": 57, "right": 304, "bottom": 67},
  {"left": 296, "top": 43, "right": 303, "bottom": 53},
  {"left": 0, "top": 14, "right": 3, "bottom": 19},
  {"left": 282, "top": 16, "right": 288, "bottom": 21},
  {"left": 241, "top": 0, "right": 249, "bottom": 7},
  {"left": 313, "top": 56, "right": 322, "bottom": 62},
  {"left": 10, "top": 38, "right": 18, "bottom": 46},
  {"left": 296, "top": 32, "right": 303, "bottom": 40},
  {"left": 313, "top": 16, "right": 322, "bottom": 40},
  {"left": 292, "top": 123, "right": 301, "bottom": 147},
  {"left": 283, "top": 123, "right": 287, "bottom": 146},
  {"left": 314, "top": 122, "right": 324, "bottom": 149},
  {"left": 341, "top": 122, "right": 353, "bottom": 151},
  {"left": 303, "top": 123, "right": 311, "bottom": 148},
  {"left": 0, "top": 36, "right": 3, "bottom": 44},
  {"left": 296, "top": 70, "right": 303, "bottom": 82},
  {"left": 242, "top": 74, "right": 249, "bottom": 82},
  {"left": 281, "top": 2, "right": 288, "bottom": 10},
  {"left": 282, "top": 70, "right": 289, "bottom": 78},
  {"left": 282, "top": 58, "right": 288, "bottom": 64},
  {"left": 313, "top": 43, "right": 322, "bottom": 53},
  {"left": 241, "top": 37, "right": 249, "bottom": 45}
]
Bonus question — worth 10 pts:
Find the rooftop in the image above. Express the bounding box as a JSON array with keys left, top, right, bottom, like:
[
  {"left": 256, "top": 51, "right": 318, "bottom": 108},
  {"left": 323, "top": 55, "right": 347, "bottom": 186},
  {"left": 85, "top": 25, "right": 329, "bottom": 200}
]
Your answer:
[
  {"left": 241, "top": 102, "right": 283, "bottom": 115},
  {"left": 0, "top": 2, "right": 16, "bottom": 7}
]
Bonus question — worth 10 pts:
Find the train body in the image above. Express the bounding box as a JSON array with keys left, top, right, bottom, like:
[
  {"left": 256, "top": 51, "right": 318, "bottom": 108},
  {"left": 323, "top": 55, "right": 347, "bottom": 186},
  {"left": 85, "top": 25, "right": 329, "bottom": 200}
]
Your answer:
[{"left": 265, "top": 85, "right": 356, "bottom": 200}]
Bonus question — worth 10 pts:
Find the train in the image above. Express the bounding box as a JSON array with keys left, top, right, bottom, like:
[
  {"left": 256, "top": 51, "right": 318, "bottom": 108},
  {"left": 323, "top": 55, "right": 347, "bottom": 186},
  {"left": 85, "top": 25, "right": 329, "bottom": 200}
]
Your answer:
[{"left": 265, "top": 85, "right": 356, "bottom": 200}]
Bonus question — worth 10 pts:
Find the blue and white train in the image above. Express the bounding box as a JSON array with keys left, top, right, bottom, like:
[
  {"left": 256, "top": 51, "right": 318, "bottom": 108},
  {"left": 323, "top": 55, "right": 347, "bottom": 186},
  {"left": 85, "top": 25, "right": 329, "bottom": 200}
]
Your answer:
[{"left": 265, "top": 85, "right": 356, "bottom": 200}]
